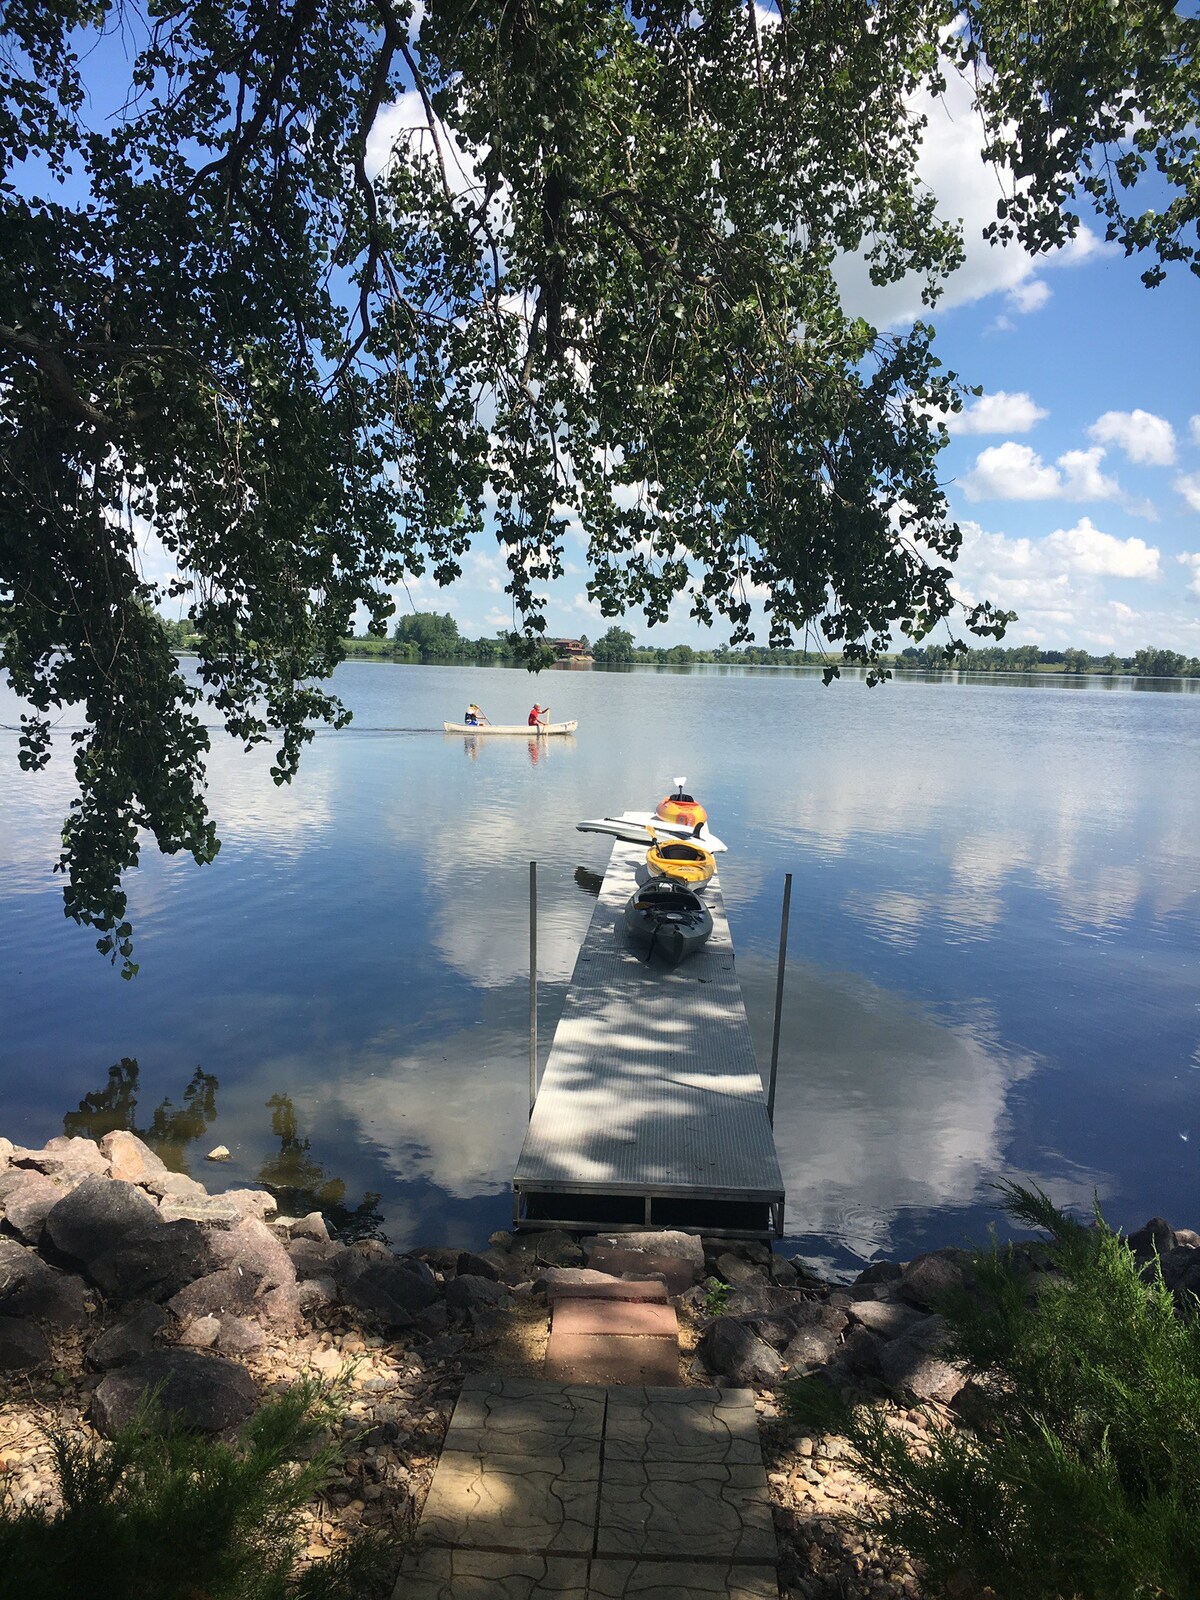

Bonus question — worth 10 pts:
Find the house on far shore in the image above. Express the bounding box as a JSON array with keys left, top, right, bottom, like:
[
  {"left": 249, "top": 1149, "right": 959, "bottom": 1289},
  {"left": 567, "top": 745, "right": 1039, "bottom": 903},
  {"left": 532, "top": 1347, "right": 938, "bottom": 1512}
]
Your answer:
[{"left": 550, "top": 638, "right": 593, "bottom": 663}]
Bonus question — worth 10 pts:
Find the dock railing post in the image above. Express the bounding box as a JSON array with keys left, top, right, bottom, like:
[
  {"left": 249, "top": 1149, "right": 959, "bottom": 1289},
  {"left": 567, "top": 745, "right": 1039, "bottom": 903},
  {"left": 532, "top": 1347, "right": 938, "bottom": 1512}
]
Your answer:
[
  {"left": 529, "top": 860, "right": 538, "bottom": 1116},
  {"left": 767, "top": 871, "right": 792, "bottom": 1126}
]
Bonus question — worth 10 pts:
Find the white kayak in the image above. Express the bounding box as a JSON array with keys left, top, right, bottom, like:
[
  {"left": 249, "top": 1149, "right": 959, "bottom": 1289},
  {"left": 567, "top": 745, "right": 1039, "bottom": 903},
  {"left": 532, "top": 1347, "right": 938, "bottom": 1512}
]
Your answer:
[
  {"left": 444, "top": 720, "right": 578, "bottom": 735},
  {"left": 576, "top": 811, "right": 728, "bottom": 853}
]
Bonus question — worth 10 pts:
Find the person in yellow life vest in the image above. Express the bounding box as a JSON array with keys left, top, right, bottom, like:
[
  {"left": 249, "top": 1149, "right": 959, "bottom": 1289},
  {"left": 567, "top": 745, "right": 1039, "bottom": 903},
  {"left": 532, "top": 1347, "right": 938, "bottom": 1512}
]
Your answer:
[{"left": 464, "top": 703, "right": 490, "bottom": 726}]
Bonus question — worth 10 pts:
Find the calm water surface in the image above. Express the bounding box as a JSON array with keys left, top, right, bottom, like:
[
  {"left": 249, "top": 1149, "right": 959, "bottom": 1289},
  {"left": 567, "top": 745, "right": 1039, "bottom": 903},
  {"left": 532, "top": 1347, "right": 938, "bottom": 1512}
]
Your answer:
[{"left": 1, "top": 663, "right": 1197, "bottom": 1271}]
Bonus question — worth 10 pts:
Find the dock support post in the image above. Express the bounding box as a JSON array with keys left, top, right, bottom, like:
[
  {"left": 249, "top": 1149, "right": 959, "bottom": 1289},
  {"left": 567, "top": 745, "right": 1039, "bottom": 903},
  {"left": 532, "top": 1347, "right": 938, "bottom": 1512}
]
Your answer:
[
  {"left": 767, "top": 871, "right": 792, "bottom": 1126},
  {"left": 529, "top": 860, "right": 538, "bottom": 1116}
]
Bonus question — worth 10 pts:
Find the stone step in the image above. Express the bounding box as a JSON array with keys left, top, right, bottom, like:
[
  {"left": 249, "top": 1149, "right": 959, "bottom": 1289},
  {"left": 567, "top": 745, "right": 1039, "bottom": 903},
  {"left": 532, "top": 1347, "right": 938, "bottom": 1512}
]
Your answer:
[
  {"left": 544, "top": 1332, "right": 680, "bottom": 1387},
  {"left": 546, "top": 1278, "right": 669, "bottom": 1305},
  {"left": 551, "top": 1298, "right": 678, "bottom": 1340},
  {"left": 584, "top": 1248, "right": 697, "bottom": 1296}
]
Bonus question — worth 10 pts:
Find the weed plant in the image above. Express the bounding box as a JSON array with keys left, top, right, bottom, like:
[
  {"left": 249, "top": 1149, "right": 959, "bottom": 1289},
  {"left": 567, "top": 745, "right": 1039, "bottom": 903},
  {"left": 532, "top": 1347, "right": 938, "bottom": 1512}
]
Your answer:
[
  {"left": 0, "top": 1380, "right": 398, "bottom": 1600},
  {"left": 786, "top": 1184, "right": 1200, "bottom": 1600}
]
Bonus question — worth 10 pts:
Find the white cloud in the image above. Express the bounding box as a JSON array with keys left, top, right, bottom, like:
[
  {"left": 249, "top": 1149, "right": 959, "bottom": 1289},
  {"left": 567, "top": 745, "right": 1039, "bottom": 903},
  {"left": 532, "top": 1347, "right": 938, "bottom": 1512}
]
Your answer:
[
  {"left": 963, "top": 442, "right": 1119, "bottom": 504},
  {"left": 1042, "top": 517, "right": 1160, "bottom": 579},
  {"left": 1174, "top": 472, "right": 1200, "bottom": 513},
  {"left": 1191, "top": 416, "right": 1200, "bottom": 448},
  {"left": 948, "top": 391, "right": 1048, "bottom": 436},
  {"left": 1088, "top": 409, "right": 1177, "bottom": 466},
  {"left": 1179, "top": 553, "right": 1200, "bottom": 596},
  {"left": 1007, "top": 278, "right": 1051, "bottom": 314}
]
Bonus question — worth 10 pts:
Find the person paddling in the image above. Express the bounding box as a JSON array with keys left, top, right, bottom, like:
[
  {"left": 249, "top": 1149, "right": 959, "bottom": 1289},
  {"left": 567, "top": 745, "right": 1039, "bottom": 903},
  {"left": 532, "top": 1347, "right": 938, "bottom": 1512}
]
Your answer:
[
  {"left": 528, "top": 702, "right": 550, "bottom": 729},
  {"left": 465, "top": 703, "right": 490, "bottom": 726}
]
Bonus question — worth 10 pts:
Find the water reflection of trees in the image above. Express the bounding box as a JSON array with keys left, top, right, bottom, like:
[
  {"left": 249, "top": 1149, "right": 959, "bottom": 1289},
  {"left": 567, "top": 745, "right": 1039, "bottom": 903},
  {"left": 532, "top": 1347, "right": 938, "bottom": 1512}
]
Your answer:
[
  {"left": 259, "top": 1094, "right": 385, "bottom": 1243},
  {"left": 63, "top": 1058, "right": 218, "bottom": 1172}
]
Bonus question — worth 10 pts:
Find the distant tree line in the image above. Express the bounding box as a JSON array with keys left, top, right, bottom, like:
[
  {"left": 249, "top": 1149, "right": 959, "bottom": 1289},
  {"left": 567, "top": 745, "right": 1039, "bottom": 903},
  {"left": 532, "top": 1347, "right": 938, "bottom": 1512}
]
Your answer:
[{"left": 156, "top": 613, "right": 1200, "bottom": 679}]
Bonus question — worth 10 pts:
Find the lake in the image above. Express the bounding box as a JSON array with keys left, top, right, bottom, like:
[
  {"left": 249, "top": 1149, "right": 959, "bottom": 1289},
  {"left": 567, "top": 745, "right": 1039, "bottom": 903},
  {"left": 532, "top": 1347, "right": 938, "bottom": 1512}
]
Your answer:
[{"left": 1, "top": 661, "right": 1197, "bottom": 1273}]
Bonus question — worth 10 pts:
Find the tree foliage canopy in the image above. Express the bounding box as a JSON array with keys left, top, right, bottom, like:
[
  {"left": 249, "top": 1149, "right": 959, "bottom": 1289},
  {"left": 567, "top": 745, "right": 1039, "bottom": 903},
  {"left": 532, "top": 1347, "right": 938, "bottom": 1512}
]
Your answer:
[{"left": 1, "top": 0, "right": 1196, "bottom": 968}]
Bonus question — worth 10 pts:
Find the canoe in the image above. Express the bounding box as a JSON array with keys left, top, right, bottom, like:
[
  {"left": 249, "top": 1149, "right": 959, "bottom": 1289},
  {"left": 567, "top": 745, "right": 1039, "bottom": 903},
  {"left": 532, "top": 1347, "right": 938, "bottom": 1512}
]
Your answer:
[
  {"left": 646, "top": 835, "right": 716, "bottom": 888},
  {"left": 443, "top": 720, "right": 578, "bottom": 735},
  {"left": 576, "top": 813, "right": 728, "bottom": 852},
  {"left": 623, "top": 880, "right": 714, "bottom": 967}
]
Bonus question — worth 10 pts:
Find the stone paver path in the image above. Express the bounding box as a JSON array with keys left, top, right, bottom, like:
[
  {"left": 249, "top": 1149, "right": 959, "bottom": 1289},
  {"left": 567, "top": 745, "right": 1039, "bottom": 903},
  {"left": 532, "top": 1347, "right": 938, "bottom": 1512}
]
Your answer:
[{"left": 397, "top": 1376, "right": 779, "bottom": 1599}]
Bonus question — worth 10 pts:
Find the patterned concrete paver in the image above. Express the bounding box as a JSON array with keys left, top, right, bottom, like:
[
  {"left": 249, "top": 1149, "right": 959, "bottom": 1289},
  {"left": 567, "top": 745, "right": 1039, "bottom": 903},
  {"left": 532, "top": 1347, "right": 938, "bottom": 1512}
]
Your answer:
[
  {"left": 596, "top": 1457, "right": 776, "bottom": 1563},
  {"left": 401, "top": 1549, "right": 590, "bottom": 1599},
  {"left": 604, "top": 1386, "right": 761, "bottom": 1464},
  {"left": 588, "top": 1560, "right": 780, "bottom": 1599},
  {"left": 419, "top": 1448, "right": 600, "bottom": 1555},
  {"left": 398, "top": 1377, "right": 779, "bottom": 1599}
]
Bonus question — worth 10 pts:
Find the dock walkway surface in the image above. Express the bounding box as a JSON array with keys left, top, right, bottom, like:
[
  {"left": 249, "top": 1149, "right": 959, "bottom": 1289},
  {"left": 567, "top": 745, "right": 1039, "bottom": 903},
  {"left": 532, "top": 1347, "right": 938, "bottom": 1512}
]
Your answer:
[
  {"left": 397, "top": 1374, "right": 779, "bottom": 1599},
  {"left": 513, "top": 839, "right": 786, "bottom": 1237}
]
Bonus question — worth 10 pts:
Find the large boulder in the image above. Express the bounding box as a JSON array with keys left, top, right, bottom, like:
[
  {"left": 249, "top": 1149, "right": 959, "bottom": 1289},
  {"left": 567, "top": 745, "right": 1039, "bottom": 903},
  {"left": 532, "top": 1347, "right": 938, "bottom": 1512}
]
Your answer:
[
  {"left": 836, "top": 1325, "right": 884, "bottom": 1381},
  {"left": 445, "top": 1273, "right": 510, "bottom": 1317},
  {"left": 169, "top": 1267, "right": 263, "bottom": 1323},
  {"left": 1155, "top": 1246, "right": 1199, "bottom": 1292},
  {"left": 0, "top": 1171, "right": 65, "bottom": 1244},
  {"left": 715, "top": 1252, "right": 770, "bottom": 1288},
  {"left": 288, "top": 1237, "right": 345, "bottom": 1280},
  {"left": 86, "top": 1305, "right": 168, "bottom": 1371},
  {"left": 855, "top": 1260, "right": 903, "bottom": 1288},
  {"left": 0, "top": 1239, "right": 88, "bottom": 1328},
  {"left": 345, "top": 1259, "right": 440, "bottom": 1327},
  {"left": 848, "top": 1300, "right": 927, "bottom": 1340},
  {"left": 99, "top": 1130, "right": 168, "bottom": 1185},
  {"left": 44, "top": 1176, "right": 161, "bottom": 1266},
  {"left": 92, "top": 1349, "right": 257, "bottom": 1437},
  {"left": 89, "top": 1220, "right": 213, "bottom": 1303},
  {"left": 17, "top": 1137, "right": 110, "bottom": 1184},
  {"left": 782, "top": 1324, "right": 840, "bottom": 1372},
  {"left": 878, "top": 1314, "right": 967, "bottom": 1405},
  {"left": 0, "top": 1315, "right": 52, "bottom": 1371},
  {"left": 158, "top": 1193, "right": 246, "bottom": 1226},
  {"left": 1127, "top": 1217, "right": 1176, "bottom": 1261},
  {"left": 896, "top": 1248, "right": 974, "bottom": 1311},
  {"left": 696, "top": 1316, "right": 785, "bottom": 1386},
  {"left": 207, "top": 1217, "right": 295, "bottom": 1289},
  {"left": 587, "top": 1230, "right": 705, "bottom": 1275}
]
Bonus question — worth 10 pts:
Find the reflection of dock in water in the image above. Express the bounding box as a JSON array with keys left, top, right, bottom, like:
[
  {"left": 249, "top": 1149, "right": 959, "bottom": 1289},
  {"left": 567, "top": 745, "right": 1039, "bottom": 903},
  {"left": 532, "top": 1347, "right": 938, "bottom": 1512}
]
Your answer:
[{"left": 513, "top": 841, "right": 785, "bottom": 1238}]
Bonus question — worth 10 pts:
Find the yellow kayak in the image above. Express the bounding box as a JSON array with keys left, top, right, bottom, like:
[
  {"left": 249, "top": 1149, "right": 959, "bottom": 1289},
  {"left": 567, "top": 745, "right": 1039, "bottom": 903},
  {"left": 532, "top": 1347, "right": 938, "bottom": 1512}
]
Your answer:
[{"left": 646, "top": 834, "right": 716, "bottom": 888}]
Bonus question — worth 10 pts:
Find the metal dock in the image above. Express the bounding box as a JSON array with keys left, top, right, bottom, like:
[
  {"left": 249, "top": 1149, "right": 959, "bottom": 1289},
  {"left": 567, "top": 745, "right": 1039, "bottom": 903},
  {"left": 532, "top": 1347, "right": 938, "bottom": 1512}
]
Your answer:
[{"left": 513, "top": 841, "right": 786, "bottom": 1238}]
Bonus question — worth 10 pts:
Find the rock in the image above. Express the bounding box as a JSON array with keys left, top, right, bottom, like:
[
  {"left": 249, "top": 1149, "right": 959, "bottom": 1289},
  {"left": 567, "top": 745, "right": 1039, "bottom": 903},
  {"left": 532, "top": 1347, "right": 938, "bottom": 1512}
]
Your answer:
[
  {"left": 260, "top": 1281, "right": 302, "bottom": 1331},
  {"left": 1176, "top": 1228, "right": 1200, "bottom": 1250},
  {"left": 1169, "top": 1255, "right": 1200, "bottom": 1306},
  {"left": 769, "top": 1257, "right": 799, "bottom": 1288},
  {"left": 16, "top": 1136, "right": 111, "bottom": 1184},
  {"left": 86, "top": 1305, "right": 168, "bottom": 1371},
  {"left": 535, "top": 1266, "right": 665, "bottom": 1293},
  {"left": 179, "top": 1314, "right": 221, "bottom": 1348},
  {"left": 1156, "top": 1246, "right": 1200, "bottom": 1291},
  {"left": 514, "top": 1229, "right": 584, "bottom": 1268},
  {"left": 216, "top": 1315, "right": 266, "bottom": 1355},
  {"left": 92, "top": 1349, "right": 257, "bottom": 1437},
  {"left": 1127, "top": 1217, "right": 1176, "bottom": 1260},
  {"left": 140, "top": 1171, "right": 208, "bottom": 1202},
  {"left": 226, "top": 1189, "right": 278, "bottom": 1221},
  {"left": 848, "top": 1300, "right": 927, "bottom": 1340},
  {"left": 206, "top": 1146, "right": 231, "bottom": 1162},
  {"left": 470, "top": 1247, "right": 528, "bottom": 1284},
  {"left": 345, "top": 1260, "right": 439, "bottom": 1327},
  {"left": 878, "top": 1315, "right": 967, "bottom": 1404},
  {"left": 290, "top": 1211, "right": 329, "bottom": 1241},
  {"left": 169, "top": 1268, "right": 261, "bottom": 1323},
  {"left": 207, "top": 1219, "right": 295, "bottom": 1289},
  {"left": 445, "top": 1274, "right": 509, "bottom": 1316},
  {"left": 158, "top": 1194, "right": 247, "bottom": 1226},
  {"left": 288, "top": 1237, "right": 345, "bottom": 1279},
  {"left": 0, "top": 1239, "right": 88, "bottom": 1328},
  {"left": 855, "top": 1260, "right": 904, "bottom": 1287},
  {"left": 44, "top": 1176, "right": 162, "bottom": 1266},
  {"left": 715, "top": 1252, "right": 769, "bottom": 1288},
  {"left": 0, "top": 1315, "right": 52, "bottom": 1371},
  {"left": 696, "top": 1316, "right": 786, "bottom": 1386},
  {"left": 950, "top": 1378, "right": 994, "bottom": 1431},
  {"left": 297, "top": 1277, "right": 337, "bottom": 1313},
  {"left": 334, "top": 1239, "right": 394, "bottom": 1288},
  {"left": 456, "top": 1250, "right": 500, "bottom": 1282},
  {"left": 896, "top": 1248, "right": 973, "bottom": 1311},
  {"left": 1, "top": 1171, "right": 65, "bottom": 1243},
  {"left": 99, "top": 1130, "right": 169, "bottom": 1185},
  {"left": 89, "top": 1220, "right": 213, "bottom": 1303},
  {"left": 489, "top": 1230, "right": 515, "bottom": 1251},
  {"left": 782, "top": 1325, "right": 840, "bottom": 1372},
  {"left": 0, "top": 1137, "right": 13, "bottom": 1168},
  {"left": 837, "top": 1326, "right": 884, "bottom": 1381},
  {"left": 588, "top": 1230, "right": 705, "bottom": 1274}
]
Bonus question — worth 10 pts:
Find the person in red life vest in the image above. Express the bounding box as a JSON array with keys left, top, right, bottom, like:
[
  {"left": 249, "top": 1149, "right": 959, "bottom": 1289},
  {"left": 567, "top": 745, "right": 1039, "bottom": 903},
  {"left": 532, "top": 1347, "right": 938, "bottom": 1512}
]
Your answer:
[{"left": 528, "top": 702, "right": 550, "bottom": 728}]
